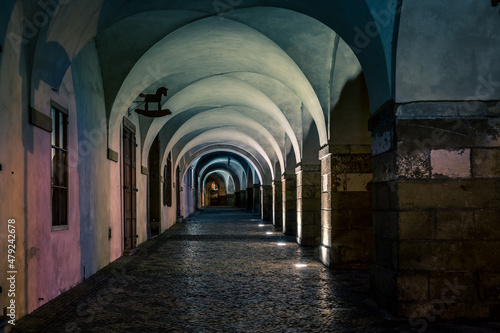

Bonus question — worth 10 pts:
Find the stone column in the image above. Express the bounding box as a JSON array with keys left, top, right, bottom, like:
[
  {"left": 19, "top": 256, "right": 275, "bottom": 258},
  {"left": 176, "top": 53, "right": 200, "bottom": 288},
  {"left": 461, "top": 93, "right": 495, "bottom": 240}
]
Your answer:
[
  {"left": 282, "top": 174, "right": 296, "bottom": 236},
  {"left": 235, "top": 191, "right": 241, "bottom": 207},
  {"left": 240, "top": 190, "right": 247, "bottom": 208},
  {"left": 296, "top": 164, "right": 321, "bottom": 247},
  {"left": 246, "top": 187, "right": 253, "bottom": 211},
  {"left": 253, "top": 184, "right": 261, "bottom": 214},
  {"left": 319, "top": 145, "right": 372, "bottom": 269},
  {"left": 370, "top": 102, "right": 500, "bottom": 320},
  {"left": 261, "top": 185, "right": 272, "bottom": 222},
  {"left": 226, "top": 194, "right": 235, "bottom": 206},
  {"left": 272, "top": 180, "right": 283, "bottom": 229}
]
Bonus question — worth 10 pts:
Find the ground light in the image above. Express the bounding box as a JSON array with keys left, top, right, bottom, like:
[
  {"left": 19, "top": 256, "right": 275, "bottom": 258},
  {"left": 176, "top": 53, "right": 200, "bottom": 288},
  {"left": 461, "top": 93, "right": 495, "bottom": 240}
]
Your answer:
[
  {"left": 266, "top": 232, "right": 274, "bottom": 235},
  {"left": 277, "top": 243, "right": 287, "bottom": 246},
  {"left": 295, "top": 264, "right": 308, "bottom": 268}
]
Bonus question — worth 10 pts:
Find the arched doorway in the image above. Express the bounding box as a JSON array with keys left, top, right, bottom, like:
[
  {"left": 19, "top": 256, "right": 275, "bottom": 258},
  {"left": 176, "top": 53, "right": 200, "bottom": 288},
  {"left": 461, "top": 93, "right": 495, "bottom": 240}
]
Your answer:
[
  {"left": 204, "top": 173, "right": 227, "bottom": 206},
  {"left": 209, "top": 181, "right": 219, "bottom": 206}
]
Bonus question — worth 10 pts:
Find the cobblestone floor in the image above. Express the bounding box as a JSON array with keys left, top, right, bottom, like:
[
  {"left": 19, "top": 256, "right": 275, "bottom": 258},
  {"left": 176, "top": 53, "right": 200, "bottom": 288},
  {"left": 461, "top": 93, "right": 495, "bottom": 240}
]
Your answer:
[{"left": 13, "top": 207, "right": 500, "bottom": 332}]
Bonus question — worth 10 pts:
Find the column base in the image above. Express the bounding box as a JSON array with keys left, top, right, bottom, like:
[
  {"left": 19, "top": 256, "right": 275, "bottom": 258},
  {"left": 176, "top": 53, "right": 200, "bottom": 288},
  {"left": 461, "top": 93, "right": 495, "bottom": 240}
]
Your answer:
[
  {"left": 319, "top": 244, "right": 370, "bottom": 269},
  {"left": 297, "top": 236, "right": 318, "bottom": 247}
]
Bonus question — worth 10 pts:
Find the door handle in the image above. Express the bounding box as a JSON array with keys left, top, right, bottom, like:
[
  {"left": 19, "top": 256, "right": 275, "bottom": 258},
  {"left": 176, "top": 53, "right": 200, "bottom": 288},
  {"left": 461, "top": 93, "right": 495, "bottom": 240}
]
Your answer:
[
  {"left": 133, "top": 188, "right": 139, "bottom": 192},
  {"left": 124, "top": 186, "right": 130, "bottom": 190}
]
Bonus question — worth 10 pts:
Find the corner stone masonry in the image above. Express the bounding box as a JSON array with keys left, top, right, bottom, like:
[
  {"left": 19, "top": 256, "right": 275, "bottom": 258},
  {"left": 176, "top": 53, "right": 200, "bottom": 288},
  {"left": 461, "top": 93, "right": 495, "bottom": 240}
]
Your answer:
[
  {"left": 319, "top": 145, "right": 373, "bottom": 269},
  {"left": 370, "top": 101, "right": 500, "bottom": 319},
  {"left": 296, "top": 164, "right": 321, "bottom": 247}
]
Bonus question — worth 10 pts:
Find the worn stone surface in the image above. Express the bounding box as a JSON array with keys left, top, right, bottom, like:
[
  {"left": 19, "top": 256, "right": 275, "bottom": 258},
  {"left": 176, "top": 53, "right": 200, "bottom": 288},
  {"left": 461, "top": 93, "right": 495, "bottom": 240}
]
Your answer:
[
  {"left": 398, "top": 179, "right": 500, "bottom": 210},
  {"left": 13, "top": 207, "right": 500, "bottom": 333},
  {"left": 431, "top": 149, "right": 471, "bottom": 178},
  {"left": 399, "top": 211, "right": 435, "bottom": 240},
  {"left": 372, "top": 129, "right": 393, "bottom": 156},
  {"left": 475, "top": 209, "right": 500, "bottom": 239},
  {"left": 396, "top": 118, "right": 500, "bottom": 153},
  {"left": 435, "top": 210, "right": 475, "bottom": 240},
  {"left": 397, "top": 274, "right": 429, "bottom": 301},
  {"left": 395, "top": 102, "right": 490, "bottom": 118},
  {"left": 372, "top": 151, "right": 398, "bottom": 182},
  {"left": 472, "top": 148, "right": 500, "bottom": 178},
  {"left": 397, "top": 152, "right": 430, "bottom": 179}
]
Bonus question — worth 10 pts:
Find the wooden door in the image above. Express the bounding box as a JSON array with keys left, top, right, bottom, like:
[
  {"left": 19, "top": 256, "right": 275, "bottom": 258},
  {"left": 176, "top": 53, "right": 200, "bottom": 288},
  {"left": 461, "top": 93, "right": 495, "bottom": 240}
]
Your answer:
[{"left": 123, "top": 127, "right": 137, "bottom": 250}]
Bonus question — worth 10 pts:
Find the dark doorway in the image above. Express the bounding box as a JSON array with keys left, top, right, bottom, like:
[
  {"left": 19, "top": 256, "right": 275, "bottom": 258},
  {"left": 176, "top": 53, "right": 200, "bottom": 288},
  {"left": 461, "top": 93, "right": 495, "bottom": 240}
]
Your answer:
[
  {"left": 123, "top": 124, "right": 137, "bottom": 251},
  {"left": 176, "top": 165, "right": 181, "bottom": 220},
  {"left": 209, "top": 181, "right": 220, "bottom": 206},
  {"left": 148, "top": 136, "right": 161, "bottom": 237}
]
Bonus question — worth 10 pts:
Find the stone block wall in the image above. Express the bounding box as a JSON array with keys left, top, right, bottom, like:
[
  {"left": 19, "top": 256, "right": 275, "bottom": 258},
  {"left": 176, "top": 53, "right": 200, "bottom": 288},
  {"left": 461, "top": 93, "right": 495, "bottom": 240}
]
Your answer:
[
  {"left": 253, "top": 184, "right": 261, "bottom": 214},
  {"left": 296, "top": 164, "right": 321, "bottom": 247},
  {"left": 319, "top": 145, "right": 373, "bottom": 269},
  {"left": 273, "top": 180, "right": 283, "bottom": 229},
  {"left": 370, "top": 102, "right": 500, "bottom": 319},
  {"left": 282, "top": 174, "right": 297, "bottom": 236},
  {"left": 262, "top": 185, "right": 272, "bottom": 222}
]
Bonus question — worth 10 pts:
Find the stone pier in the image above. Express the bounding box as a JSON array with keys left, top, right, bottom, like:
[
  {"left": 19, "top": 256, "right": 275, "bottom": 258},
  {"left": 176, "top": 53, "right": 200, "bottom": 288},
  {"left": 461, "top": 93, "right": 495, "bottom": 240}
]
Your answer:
[
  {"left": 246, "top": 187, "right": 253, "bottom": 211},
  {"left": 261, "top": 185, "right": 272, "bottom": 222},
  {"left": 370, "top": 102, "right": 500, "bottom": 319},
  {"left": 253, "top": 184, "right": 261, "bottom": 214},
  {"left": 272, "top": 180, "right": 283, "bottom": 229},
  {"left": 319, "top": 145, "right": 372, "bottom": 269},
  {"left": 296, "top": 164, "right": 321, "bottom": 247},
  {"left": 282, "top": 174, "right": 297, "bottom": 236}
]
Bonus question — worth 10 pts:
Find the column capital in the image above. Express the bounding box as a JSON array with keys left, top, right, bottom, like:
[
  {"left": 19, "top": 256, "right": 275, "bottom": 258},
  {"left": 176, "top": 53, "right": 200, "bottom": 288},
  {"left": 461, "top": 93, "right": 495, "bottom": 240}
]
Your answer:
[
  {"left": 281, "top": 173, "right": 296, "bottom": 181},
  {"left": 319, "top": 145, "right": 372, "bottom": 160},
  {"left": 295, "top": 163, "right": 320, "bottom": 174}
]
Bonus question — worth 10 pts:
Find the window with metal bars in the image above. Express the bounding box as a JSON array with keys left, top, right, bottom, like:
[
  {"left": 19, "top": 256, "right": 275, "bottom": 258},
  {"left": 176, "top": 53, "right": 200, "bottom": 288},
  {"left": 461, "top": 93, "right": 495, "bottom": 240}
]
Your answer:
[{"left": 51, "top": 104, "right": 68, "bottom": 227}]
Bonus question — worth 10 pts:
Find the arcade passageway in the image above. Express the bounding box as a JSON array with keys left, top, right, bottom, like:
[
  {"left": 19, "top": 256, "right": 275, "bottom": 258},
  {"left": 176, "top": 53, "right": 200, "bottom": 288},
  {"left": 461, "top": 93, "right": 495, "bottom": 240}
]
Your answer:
[
  {"left": 13, "top": 207, "right": 500, "bottom": 332},
  {"left": 1, "top": 0, "right": 500, "bottom": 329}
]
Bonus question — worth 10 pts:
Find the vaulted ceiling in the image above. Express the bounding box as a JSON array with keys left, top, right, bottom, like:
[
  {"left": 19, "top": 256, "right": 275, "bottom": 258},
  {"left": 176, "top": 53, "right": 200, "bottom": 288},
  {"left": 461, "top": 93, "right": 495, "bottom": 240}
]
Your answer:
[{"left": 19, "top": 0, "right": 396, "bottom": 185}]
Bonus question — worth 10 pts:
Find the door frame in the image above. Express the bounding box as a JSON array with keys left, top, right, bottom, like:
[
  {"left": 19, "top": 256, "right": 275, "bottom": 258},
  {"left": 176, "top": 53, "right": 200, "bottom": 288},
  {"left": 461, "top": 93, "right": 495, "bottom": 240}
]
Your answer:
[{"left": 122, "top": 117, "right": 137, "bottom": 253}]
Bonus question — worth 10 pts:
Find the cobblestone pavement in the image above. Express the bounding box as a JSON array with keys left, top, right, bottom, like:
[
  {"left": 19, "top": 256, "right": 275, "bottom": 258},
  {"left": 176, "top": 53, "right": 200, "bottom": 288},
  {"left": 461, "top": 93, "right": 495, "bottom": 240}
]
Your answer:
[{"left": 13, "top": 207, "right": 500, "bottom": 332}]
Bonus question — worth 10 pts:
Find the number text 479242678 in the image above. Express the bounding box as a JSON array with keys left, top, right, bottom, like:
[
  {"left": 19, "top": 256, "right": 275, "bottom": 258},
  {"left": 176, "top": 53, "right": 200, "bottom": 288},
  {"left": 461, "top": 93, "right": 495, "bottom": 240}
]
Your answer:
[{"left": 7, "top": 219, "right": 17, "bottom": 326}]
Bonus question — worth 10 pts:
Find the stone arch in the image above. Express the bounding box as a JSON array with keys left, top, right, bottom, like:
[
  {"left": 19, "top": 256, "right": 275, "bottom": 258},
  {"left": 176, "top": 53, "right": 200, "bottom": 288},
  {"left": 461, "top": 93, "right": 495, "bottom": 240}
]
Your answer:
[
  {"left": 152, "top": 104, "right": 286, "bottom": 178},
  {"left": 174, "top": 130, "right": 274, "bottom": 184},
  {"left": 183, "top": 146, "right": 262, "bottom": 185}
]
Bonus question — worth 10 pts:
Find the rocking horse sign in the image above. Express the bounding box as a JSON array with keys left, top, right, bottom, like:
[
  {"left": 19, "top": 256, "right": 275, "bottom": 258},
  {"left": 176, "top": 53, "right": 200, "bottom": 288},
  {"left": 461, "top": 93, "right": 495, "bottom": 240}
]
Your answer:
[{"left": 135, "top": 87, "right": 172, "bottom": 117}]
